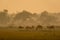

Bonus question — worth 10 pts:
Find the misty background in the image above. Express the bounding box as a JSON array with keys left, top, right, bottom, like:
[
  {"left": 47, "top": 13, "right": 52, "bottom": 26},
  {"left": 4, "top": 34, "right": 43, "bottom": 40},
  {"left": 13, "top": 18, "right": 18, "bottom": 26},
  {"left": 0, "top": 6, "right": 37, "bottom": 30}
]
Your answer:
[{"left": 0, "top": 9, "right": 60, "bottom": 28}]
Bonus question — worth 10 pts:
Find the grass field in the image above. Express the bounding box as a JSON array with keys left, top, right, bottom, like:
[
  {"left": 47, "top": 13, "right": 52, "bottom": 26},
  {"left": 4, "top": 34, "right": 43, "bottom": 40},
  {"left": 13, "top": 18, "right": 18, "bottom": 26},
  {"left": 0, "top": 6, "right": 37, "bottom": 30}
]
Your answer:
[{"left": 0, "top": 28, "right": 60, "bottom": 40}]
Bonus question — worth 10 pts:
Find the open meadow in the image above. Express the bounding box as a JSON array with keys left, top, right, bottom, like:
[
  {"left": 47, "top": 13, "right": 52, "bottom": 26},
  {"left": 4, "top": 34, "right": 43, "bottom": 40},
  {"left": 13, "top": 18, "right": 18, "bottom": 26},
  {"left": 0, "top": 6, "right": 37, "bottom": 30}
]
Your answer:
[{"left": 0, "top": 28, "right": 60, "bottom": 40}]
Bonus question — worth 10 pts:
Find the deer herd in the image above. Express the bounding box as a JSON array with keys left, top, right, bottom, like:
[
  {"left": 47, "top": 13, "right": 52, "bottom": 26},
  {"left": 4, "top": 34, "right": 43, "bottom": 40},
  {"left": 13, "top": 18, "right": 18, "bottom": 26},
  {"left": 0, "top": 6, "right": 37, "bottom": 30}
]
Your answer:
[{"left": 18, "top": 25, "right": 55, "bottom": 31}]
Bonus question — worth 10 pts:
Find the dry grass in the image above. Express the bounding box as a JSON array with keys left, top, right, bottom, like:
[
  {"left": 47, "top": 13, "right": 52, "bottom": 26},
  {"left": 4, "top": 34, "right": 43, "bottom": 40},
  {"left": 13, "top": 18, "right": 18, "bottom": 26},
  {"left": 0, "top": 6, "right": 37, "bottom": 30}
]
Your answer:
[{"left": 0, "top": 28, "right": 60, "bottom": 40}]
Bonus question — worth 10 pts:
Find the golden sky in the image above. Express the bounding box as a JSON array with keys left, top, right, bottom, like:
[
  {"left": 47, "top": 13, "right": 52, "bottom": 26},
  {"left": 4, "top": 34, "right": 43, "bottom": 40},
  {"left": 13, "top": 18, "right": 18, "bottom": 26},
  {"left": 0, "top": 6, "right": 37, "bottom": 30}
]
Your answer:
[{"left": 0, "top": 0, "right": 60, "bottom": 13}]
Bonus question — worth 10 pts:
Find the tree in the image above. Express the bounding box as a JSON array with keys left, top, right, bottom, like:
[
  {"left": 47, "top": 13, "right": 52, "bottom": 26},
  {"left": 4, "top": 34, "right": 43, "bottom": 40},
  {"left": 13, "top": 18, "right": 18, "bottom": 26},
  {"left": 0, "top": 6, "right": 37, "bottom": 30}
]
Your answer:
[
  {"left": 40, "top": 11, "right": 57, "bottom": 26},
  {"left": 13, "top": 10, "right": 34, "bottom": 27},
  {"left": 0, "top": 9, "right": 10, "bottom": 27},
  {"left": 14, "top": 10, "right": 32, "bottom": 21}
]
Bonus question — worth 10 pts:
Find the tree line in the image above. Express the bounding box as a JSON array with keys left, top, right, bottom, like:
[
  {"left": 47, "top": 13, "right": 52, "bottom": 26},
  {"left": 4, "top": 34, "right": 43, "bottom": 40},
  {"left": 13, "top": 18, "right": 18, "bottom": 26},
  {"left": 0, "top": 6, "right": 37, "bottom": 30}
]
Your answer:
[{"left": 0, "top": 9, "right": 60, "bottom": 29}]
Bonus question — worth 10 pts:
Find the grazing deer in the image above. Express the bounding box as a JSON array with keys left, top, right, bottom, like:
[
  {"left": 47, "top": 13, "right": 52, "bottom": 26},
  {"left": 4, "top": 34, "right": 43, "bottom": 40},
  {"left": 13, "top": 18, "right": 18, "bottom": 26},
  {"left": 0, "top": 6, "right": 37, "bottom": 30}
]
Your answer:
[
  {"left": 18, "top": 26, "right": 24, "bottom": 29},
  {"left": 25, "top": 26, "right": 34, "bottom": 30},
  {"left": 36, "top": 25, "right": 43, "bottom": 31},
  {"left": 47, "top": 25, "right": 55, "bottom": 31}
]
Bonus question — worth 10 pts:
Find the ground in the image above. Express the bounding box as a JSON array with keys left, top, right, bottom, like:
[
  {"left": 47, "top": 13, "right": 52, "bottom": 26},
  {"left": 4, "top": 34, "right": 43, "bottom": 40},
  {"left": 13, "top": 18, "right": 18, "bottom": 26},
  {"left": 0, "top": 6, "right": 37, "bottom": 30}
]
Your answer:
[{"left": 0, "top": 28, "right": 60, "bottom": 40}]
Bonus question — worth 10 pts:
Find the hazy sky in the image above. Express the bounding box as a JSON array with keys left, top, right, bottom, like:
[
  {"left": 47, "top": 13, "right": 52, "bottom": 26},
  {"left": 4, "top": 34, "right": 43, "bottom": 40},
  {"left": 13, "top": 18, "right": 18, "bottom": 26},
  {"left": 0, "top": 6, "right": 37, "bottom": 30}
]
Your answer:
[{"left": 0, "top": 0, "right": 60, "bottom": 13}]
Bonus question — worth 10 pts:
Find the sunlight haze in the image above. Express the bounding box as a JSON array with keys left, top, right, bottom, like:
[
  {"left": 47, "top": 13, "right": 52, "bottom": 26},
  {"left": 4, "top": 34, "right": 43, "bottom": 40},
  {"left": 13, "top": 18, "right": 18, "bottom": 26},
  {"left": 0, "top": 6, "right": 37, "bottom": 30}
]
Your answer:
[{"left": 0, "top": 0, "right": 60, "bottom": 13}]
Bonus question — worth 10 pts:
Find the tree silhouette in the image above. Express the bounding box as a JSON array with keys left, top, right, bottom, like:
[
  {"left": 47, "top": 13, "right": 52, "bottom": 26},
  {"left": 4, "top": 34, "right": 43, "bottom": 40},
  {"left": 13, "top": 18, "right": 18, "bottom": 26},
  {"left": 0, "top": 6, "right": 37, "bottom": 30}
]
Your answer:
[
  {"left": 40, "top": 11, "right": 57, "bottom": 26},
  {"left": 0, "top": 9, "right": 10, "bottom": 26},
  {"left": 14, "top": 10, "right": 32, "bottom": 21}
]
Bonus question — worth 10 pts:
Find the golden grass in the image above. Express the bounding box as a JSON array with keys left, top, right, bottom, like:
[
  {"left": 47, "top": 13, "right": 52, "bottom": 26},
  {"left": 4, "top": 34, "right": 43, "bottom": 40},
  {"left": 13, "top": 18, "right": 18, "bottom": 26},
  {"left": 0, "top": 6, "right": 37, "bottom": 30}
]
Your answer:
[{"left": 0, "top": 28, "right": 60, "bottom": 40}]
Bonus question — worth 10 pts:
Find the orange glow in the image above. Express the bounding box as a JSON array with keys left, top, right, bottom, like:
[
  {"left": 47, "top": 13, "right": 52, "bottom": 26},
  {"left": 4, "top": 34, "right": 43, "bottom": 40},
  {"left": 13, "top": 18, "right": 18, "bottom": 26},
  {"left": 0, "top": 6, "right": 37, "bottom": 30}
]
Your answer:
[{"left": 0, "top": 0, "right": 60, "bottom": 13}]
